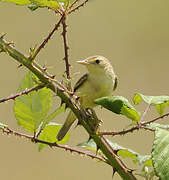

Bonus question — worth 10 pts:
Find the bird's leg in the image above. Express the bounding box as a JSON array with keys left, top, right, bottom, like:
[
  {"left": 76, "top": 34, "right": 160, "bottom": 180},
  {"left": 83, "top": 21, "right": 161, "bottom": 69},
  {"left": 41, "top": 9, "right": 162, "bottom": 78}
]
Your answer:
[{"left": 86, "top": 108, "right": 102, "bottom": 133}]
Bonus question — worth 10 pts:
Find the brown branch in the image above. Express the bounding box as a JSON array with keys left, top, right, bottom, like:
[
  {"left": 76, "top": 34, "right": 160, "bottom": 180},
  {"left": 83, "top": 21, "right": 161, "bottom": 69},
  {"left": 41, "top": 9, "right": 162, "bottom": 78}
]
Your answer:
[
  {"left": 69, "top": 0, "right": 80, "bottom": 9},
  {"left": 68, "top": 0, "right": 89, "bottom": 14},
  {"left": 30, "top": 14, "right": 65, "bottom": 60},
  {"left": 140, "top": 125, "right": 154, "bottom": 132},
  {"left": 62, "top": 16, "right": 71, "bottom": 80},
  {"left": 100, "top": 112, "right": 169, "bottom": 136},
  {"left": 99, "top": 127, "right": 140, "bottom": 136},
  {"left": 0, "top": 84, "right": 45, "bottom": 103},
  {"left": 35, "top": 138, "right": 105, "bottom": 162},
  {"left": 1, "top": 126, "right": 105, "bottom": 162},
  {"left": 143, "top": 112, "right": 169, "bottom": 125}
]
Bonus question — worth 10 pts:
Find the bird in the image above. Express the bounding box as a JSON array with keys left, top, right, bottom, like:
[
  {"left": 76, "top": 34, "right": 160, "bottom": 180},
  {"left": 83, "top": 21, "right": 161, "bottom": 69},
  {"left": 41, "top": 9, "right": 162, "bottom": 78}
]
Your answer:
[{"left": 57, "top": 55, "right": 118, "bottom": 141}]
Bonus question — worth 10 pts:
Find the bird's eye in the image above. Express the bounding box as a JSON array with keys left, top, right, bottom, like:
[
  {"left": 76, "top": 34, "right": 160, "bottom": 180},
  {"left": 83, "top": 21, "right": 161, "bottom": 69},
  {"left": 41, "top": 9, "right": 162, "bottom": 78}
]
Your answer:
[{"left": 95, "top": 59, "right": 100, "bottom": 64}]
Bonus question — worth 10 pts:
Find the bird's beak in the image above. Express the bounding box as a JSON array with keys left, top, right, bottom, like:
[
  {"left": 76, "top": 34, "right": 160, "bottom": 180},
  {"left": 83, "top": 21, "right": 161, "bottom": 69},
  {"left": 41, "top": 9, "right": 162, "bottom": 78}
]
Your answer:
[{"left": 76, "top": 59, "right": 89, "bottom": 65}]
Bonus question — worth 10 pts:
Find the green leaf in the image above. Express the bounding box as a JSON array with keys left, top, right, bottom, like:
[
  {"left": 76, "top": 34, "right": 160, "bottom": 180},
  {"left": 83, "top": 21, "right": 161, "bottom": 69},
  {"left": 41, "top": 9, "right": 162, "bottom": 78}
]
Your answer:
[
  {"left": 156, "top": 102, "right": 169, "bottom": 116},
  {"left": 77, "top": 139, "right": 98, "bottom": 151},
  {"left": 28, "top": 3, "right": 39, "bottom": 11},
  {"left": 95, "top": 96, "right": 140, "bottom": 122},
  {"left": 57, "top": 0, "right": 69, "bottom": 7},
  {"left": 133, "top": 93, "right": 169, "bottom": 115},
  {"left": 146, "top": 123, "right": 169, "bottom": 130},
  {"left": 0, "top": 0, "right": 60, "bottom": 9},
  {"left": 30, "top": 0, "right": 60, "bottom": 9},
  {"left": 78, "top": 139, "right": 152, "bottom": 166},
  {"left": 136, "top": 166, "right": 156, "bottom": 180},
  {"left": 58, "top": 0, "right": 80, "bottom": 8},
  {"left": 134, "top": 93, "right": 169, "bottom": 105},
  {"left": 0, "top": 0, "right": 30, "bottom": 5},
  {"left": 117, "top": 149, "right": 152, "bottom": 166},
  {"left": 42, "top": 103, "right": 65, "bottom": 128},
  {"left": 152, "top": 128, "right": 169, "bottom": 179},
  {"left": 0, "top": 122, "right": 8, "bottom": 128},
  {"left": 38, "top": 122, "right": 70, "bottom": 151},
  {"left": 14, "top": 72, "right": 52, "bottom": 132}
]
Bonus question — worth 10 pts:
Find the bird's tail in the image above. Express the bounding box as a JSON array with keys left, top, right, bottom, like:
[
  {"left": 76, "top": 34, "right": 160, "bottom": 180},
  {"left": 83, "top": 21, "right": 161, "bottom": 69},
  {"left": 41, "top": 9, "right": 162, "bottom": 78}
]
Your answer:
[{"left": 57, "top": 111, "right": 76, "bottom": 141}]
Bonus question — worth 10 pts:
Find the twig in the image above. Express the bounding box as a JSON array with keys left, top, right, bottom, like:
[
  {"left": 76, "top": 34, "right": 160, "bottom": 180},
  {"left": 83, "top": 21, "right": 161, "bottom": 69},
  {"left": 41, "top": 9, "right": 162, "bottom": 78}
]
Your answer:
[
  {"left": 68, "top": 0, "right": 89, "bottom": 14},
  {"left": 99, "top": 112, "right": 169, "bottom": 136},
  {"left": 62, "top": 16, "right": 70, "bottom": 80},
  {"left": 1, "top": 126, "right": 105, "bottom": 162},
  {"left": 30, "top": 14, "right": 65, "bottom": 60},
  {"left": 139, "top": 104, "right": 150, "bottom": 125},
  {"left": 0, "top": 84, "right": 45, "bottom": 103},
  {"left": 35, "top": 138, "right": 105, "bottom": 162},
  {"left": 99, "top": 127, "right": 140, "bottom": 136},
  {"left": 143, "top": 112, "right": 169, "bottom": 125},
  {"left": 69, "top": 0, "right": 80, "bottom": 9},
  {"left": 140, "top": 125, "right": 154, "bottom": 132}
]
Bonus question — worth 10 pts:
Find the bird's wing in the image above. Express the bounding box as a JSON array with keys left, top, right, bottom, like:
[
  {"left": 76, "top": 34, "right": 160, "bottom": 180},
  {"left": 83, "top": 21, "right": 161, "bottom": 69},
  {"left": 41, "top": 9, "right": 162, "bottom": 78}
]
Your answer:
[
  {"left": 74, "top": 73, "right": 88, "bottom": 92},
  {"left": 113, "top": 76, "right": 118, "bottom": 91}
]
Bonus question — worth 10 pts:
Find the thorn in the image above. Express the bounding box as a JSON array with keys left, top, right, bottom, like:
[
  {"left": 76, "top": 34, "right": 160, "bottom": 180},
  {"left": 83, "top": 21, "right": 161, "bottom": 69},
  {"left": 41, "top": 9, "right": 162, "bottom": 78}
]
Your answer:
[
  {"left": 25, "top": 89, "right": 29, "bottom": 95},
  {"left": 42, "top": 66, "right": 47, "bottom": 71},
  {"left": 12, "top": 97, "right": 16, "bottom": 100},
  {"left": 113, "top": 149, "right": 119, "bottom": 155},
  {"left": 60, "top": 89, "right": 65, "bottom": 93},
  {"left": 87, "top": 136, "right": 92, "bottom": 142},
  {"left": 96, "top": 144, "right": 100, "bottom": 155},
  {"left": 64, "top": 23, "right": 68, "bottom": 28},
  {"left": 75, "top": 96, "right": 80, "bottom": 100},
  {"left": 69, "top": 91, "right": 74, "bottom": 95},
  {"left": 0, "top": 33, "right": 6, "bottom": 39},
  {"left": 50, "top": 75, "right": 56, "bottom": 79},
  {"left": 112, "top": 167, "right": 117, "bottom": 178},
  {"left": 75, "top": 120, "right": 81, "bottom": 128},
  {"left": 18, "top": 64, "right": 23, "bottom": 68},
  {"left": 7, "top": 42, "right": 15, "bottom": 47}
]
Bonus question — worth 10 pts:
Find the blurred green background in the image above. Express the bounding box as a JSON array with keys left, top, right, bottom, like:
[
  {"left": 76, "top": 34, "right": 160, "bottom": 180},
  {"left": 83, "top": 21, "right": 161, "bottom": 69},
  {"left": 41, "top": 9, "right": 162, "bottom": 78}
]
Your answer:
[{"left": 0, "top": 0, "right": 169, "bottom": 179}]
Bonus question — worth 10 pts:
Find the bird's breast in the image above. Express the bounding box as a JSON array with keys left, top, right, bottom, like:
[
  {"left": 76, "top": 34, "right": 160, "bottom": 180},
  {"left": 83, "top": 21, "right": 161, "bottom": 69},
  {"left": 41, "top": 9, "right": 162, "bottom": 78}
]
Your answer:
[{"left": 76, "top": 73, "right": 115, "bottom": 108}]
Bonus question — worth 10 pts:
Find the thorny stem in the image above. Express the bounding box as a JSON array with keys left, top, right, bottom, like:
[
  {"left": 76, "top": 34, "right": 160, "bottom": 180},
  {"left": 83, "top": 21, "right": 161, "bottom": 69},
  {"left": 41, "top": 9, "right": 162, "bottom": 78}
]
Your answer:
[
  {"left": 30, "top": 14, "right": 65, "bottom": 60},
  {"left": 62, "top": 16, "right": 71, "bottom": 80},
  {"left": 1, "top": 126, "right": 105, "bottom": 163},
  {"left": 68, "top": 0, "right": 89, "bottom": 14},
  {"left": 0, "top": 84, "right": 45, "bottom": 103},
  {"left": 69, "top": 0, "right": 80, "bottom": 9},
  {"left": 143, "top": 112, "right": 169, "bottom": 125},
  {"left": 99, "top": 112, "right": 169, "bottom": 136}
]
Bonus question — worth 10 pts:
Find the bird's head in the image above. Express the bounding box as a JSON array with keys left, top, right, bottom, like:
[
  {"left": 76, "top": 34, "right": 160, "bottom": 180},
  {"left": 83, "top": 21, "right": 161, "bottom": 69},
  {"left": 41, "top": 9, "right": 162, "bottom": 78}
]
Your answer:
[{"left": 77, "top": 55, "right": 113, "bottom": 74}]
